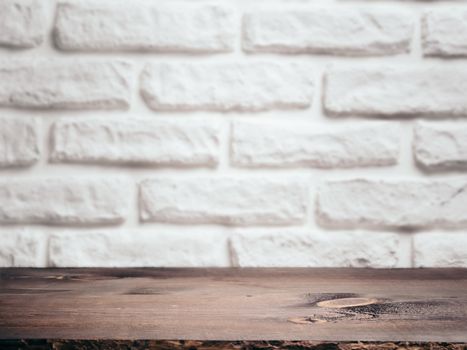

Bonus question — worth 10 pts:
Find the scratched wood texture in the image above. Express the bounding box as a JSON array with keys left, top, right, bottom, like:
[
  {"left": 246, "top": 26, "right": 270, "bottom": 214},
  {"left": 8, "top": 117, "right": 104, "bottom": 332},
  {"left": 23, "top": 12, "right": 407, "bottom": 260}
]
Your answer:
[{"left": 0, "top": 268, "right": 466, "bottom": 342}]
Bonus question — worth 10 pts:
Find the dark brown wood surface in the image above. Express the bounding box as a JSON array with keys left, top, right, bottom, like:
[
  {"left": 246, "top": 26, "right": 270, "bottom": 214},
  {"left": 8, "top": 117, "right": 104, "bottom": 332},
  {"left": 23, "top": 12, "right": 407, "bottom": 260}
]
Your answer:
[
  {"left": 1, "top": 340, "right": 466, "bottom": 350},
  {"left": 1, "top": 268, "right": 467, "bottom": 341}
]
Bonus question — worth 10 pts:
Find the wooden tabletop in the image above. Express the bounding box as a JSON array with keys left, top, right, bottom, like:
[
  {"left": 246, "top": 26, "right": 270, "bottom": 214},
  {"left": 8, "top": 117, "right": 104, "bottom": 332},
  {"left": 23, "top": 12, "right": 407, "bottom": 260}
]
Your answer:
[{"left": 1, "top": 268, "right": 466, "bottom": 342}]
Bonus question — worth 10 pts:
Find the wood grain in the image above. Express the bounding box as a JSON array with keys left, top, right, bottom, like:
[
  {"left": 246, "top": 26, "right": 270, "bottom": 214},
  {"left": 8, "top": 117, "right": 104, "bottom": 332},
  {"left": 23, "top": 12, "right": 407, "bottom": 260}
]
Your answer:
[
  {"left": 0, "top": 340, "right": 466, "bottom": 350},
  {"left": 0, "top": 268, "right": 466, "bottom": 341}
]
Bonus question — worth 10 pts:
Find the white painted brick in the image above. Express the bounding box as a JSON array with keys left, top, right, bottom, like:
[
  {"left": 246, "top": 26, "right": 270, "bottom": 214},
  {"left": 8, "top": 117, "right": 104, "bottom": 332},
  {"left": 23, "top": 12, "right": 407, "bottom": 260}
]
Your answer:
[
  {"left": 317, "top": 179, "right": 467, "bottom": 229},
  {"left": 48, "top": 229, "right": 230, "bottom": 267},
  {"left": 0, "top": 0, "right": 46, "bottom": 48},
  {"left": 0, "top": 117, "right": 39, "bottom": 167},
  {"left": 243, "top": 8, "right": 413, "bottom": 56},
  {"left": 0, "top": 0, "right": 463, "bottom": 269},
  {"left": 0, "top": 230, "right": 47, "bottom": 267},
  {"left": 423, "top": 9, "right": 467, "bottom": 57},
  {"left": 0, "top": 177, "right": 130, "bottom": 225},
  {"left": 231, "top": 121, "right": 400, "bottom": 168},
  {"left": 229, "top": 230, "right": 401, "bottom": 268},
  {"left": 414, "top": 121, "right": 467, "bottom": 169},
  {"left": 0, "top": 59, "right": 133, "bottom": 110},
  {"left": 324, "top": 66, "right": 467, "bottom": 117},
  {"left": 140, "top": 177, "right": 308, "bottom": 225},
  {"left": 141, "top": 62, "right": 314, "bottom": 112},
  {"left": 414, "top": 233, "right": 467, "bottom": 268},
  {"left": 50, "top": 118, "right": 220, "bottom": 167},
  {"left": 54, "top": 1, "right": 235, "bottom": 53}
]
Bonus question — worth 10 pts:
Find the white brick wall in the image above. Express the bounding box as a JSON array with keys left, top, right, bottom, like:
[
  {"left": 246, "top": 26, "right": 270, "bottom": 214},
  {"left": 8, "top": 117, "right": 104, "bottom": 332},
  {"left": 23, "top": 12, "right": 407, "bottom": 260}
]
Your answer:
[{"left": 1, "top": 0, "right": 466, "bottom": 268}]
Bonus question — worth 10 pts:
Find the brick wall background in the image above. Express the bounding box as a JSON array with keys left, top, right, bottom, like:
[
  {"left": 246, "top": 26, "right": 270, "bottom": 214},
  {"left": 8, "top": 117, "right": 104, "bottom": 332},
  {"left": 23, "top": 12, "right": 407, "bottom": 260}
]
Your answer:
[{"left": 1, "top": 0, "right": 467, "bottom": 268}]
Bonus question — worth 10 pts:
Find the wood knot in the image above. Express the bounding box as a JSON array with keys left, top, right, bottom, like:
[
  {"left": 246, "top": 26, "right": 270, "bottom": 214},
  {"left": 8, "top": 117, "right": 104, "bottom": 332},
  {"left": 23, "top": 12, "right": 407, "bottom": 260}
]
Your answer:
[{"left": 317, "top": 297, "right": 378, "bottom": 309}]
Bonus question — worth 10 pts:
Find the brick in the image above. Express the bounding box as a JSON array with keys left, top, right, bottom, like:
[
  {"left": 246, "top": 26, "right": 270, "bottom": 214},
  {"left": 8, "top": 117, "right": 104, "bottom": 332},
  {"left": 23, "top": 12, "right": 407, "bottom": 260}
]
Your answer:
[
  {"left": 229, "top": 230, "right": 402, "bottom": 268},
  {"left": 0, "top": 117, "right": 39, "bottom": 167},
  {"left": 243, "top": 8, "right": 413, "bottom": 55},
  {"left": 414, "top": 121, "right": 467, "bottom": 169},
  {"left": 0, "top": 178, "right": 130, "bottom": 225},
  {"left": 0, "top": 59, "right": 133, "bottom": 110},
  {"left": 317, "top": 178, "right": 467, "bottom": 229},
  {"left": 140, "top": 177, "right": 308, "bottom": 225},
  {"left": 0, "top": 0, "right": 46, "bottom": 48},
  {"left": 324, "top": 66, "right": 467, "bottom": 117},
  {"left": 423, "top": 9, "right": 467, "bottom": 57},
  {"left": 141, "top": 62, "right": 314, "bottom": 112},
  {"left": 48, "top": 229, "right": 229, "bottom": 267},
  {"left": 50, "top": 118, "right": 220, "bottom": 167},
  {"left": 231, "top": 121, "right": 399, "bottom": 168},
  {"left": 414, "top": 233, "right": 467, "bottom": 267},
  {"left": 0, "top": 230, "right": 47, "bottom": 267},
  {"left": 54, "top": 1, "right": 235, "bottom": 53}
]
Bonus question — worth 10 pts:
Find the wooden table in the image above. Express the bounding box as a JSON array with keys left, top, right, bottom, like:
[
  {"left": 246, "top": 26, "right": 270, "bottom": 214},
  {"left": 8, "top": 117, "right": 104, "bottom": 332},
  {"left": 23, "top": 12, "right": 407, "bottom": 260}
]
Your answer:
[{"left": 1, "top": 268, "right": 466, "bottom": 348}]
